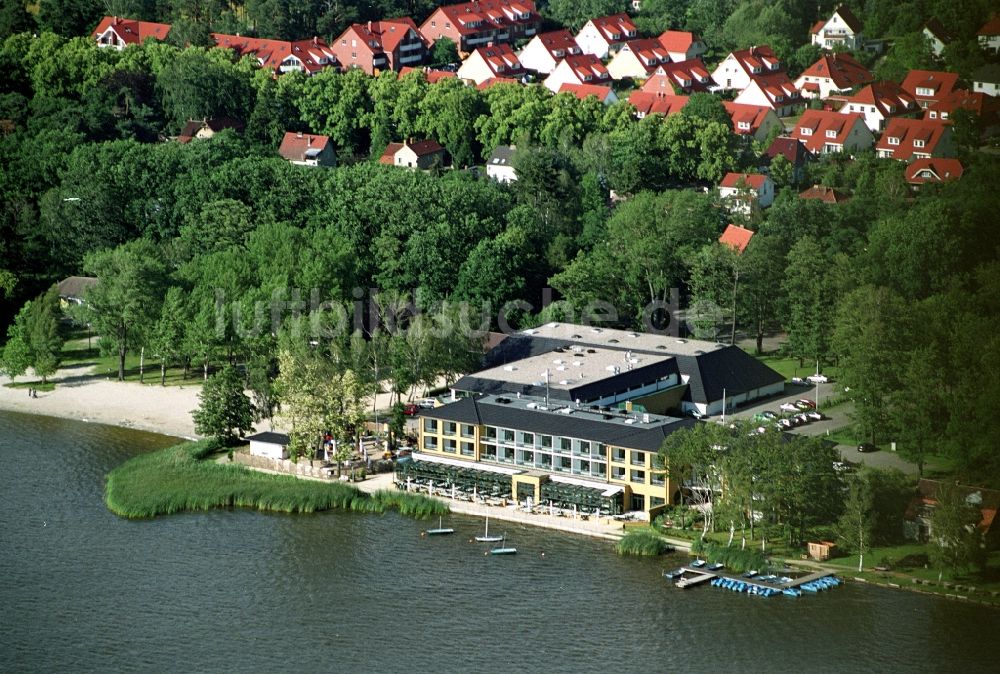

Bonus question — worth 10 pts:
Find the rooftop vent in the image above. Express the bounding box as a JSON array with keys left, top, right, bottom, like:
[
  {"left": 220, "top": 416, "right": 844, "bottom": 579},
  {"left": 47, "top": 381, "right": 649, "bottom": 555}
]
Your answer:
[
  {"left": 587, "top": 349, "right": 597, "bottom": 354},
  {"left": 552, "top": 359, "right": 563, "bottom": 364},
  {"left": 571, "top": 334, "right": 582, "bottom": 338},
  {"left": 656, "top": 345, "right": 668, "bottom": 350},
  {"left": 495, "top": 397, "right": 511, "bottom": 404},
  {"left": 608, "top": 338, "right": 620, "bottom": 343},
  {"left": 675, "top": 339, "right": 687, "bottom": 344},
  {"left": 559, "top": 379, "right": 571, "bottom": 385},
  {"left": 503, "top": 365, "right": 517, "bottom": 371},
  {"left": 591, "top": 328, "right": 603, "bottom": 334}
]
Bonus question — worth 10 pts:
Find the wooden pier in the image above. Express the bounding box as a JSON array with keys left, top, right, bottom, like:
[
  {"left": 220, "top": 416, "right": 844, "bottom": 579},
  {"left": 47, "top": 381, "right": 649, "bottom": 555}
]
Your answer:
[
  {"left": 669, "top": 566, "right": 836, "bottom": 594},
  {"left": 780, "top": 570, "right": 833, "bottom": 588},
  {"left": 675, "top": 571, "right": 715, "bottom": 589}
]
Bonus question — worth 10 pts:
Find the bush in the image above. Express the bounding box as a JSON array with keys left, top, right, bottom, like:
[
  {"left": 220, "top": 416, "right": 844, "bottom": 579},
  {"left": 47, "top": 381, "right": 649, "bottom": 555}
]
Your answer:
[
  {"left": 616, "top": 528, "right": 672, "bottom": 556},
  {"left": 691, "top": 539, "right": 768, "bottom": 573}
]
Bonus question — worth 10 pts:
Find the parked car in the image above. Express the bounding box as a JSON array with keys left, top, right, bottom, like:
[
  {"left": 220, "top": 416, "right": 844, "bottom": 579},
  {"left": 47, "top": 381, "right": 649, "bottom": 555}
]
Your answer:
[
  {"left": 417, "top": 398, "right": 437, "bottom": 409},
  {"left": 761, "top": 410, "right": 778, "bottom": 419},
  {"left": 780, "top": 402, "right": 800, "bottom": 412},
  {"left": 807, "top": 374, "right": 830, "bottom": 384},
  {"left": 402, "top": 403, "right": 419, "bottom": 416},
  {"left": 806, "top": 411, "right": 824, "bottom": 421},
  {"left": 796, "top": 399, "right": 816, "bottom": 409},
  {"left": 791, "top": 376, "right": 808, "bottom": 386},
  {"left": 793, "top": 402, "right": 812, "bottom": 411},
  {"left": 857, "top": 443, "right": 878, "bottom": 453},
  {"left": 778, "top": 418, "right": 794, "bottom": 428},
  {"left": 688, "top": 410, "right": 708, "bottom": 420}
]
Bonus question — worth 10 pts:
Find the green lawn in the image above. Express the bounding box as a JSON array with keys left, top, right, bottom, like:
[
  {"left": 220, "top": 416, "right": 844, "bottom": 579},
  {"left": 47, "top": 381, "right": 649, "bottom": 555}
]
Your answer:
[
  {"left": 753, "top": 353, "right": 841, "bottom": 382},
  {"left": 4, "top": 380, "right": 56, "bottom": 392},
  {"left": 60, "top": 338, "right": 203, "bottom": 387}
]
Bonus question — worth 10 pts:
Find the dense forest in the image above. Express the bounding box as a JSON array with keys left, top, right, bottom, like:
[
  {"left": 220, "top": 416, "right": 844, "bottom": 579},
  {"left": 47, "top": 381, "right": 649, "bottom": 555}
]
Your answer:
[{"left": 1, "top": 0, "right": 999, "bottom": 485}]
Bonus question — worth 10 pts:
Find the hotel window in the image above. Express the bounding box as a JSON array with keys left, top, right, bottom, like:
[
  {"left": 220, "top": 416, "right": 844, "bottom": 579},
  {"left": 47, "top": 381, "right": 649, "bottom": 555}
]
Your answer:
[
  {"left": 481, "top": 444, "right": 497, "bottom": 460},
  {"left": 500, "top": 447, "right": 514, "bottom": 463},
  {"left": 540, "top": 435, "right": 553, "bottom": 449},
  {"left": 630, "top": 469, "right": 646, "bottom": 484},
  {"left": 557, "top": 456, "right": 571, "bottom": 472},
  {"left": 650, "top": 496, "right": 666, "bottom": 508},
  {"left": 423, "top": 418, "right": 438, "bottom": 433},
  {"left": 651, "top": 472, "right": 665, "bottom": 486},
  {"left": 559, "top": 437, "right": 572, "bottom": 453},
  {"left": 484, "top": 426, "right": 497, "bottom": 440},
  {"left": 577, "top": 460, "right": 591, "bottom": 474},
  {"left": 591, "top": 462, "right": 606, "bottom": 477},
  {"left": 613, "top": 448, "right": 626, "bottom": 462},
  {"left": 443, "top": 422, "right": 457, "bottom": 436},
  {"left": 631, "top": 450, "right": 645, "bottom": 467},
  {"left": 518, "top": 431, "right": 534, "bottom": 446},
  {"left": 461, "top": 441, "right": 475, "bottom": 456},
  {"left": 577, "top": 440, "right": 591, "bottom": 455},
  {"left": 612, "top": 466, "right": 626, "bottom": 480},
  {"left": 538, "top": 454, "right": 552, "bottom": 469},
  {"left": 502, "top": 429, "right": 515, "bottom": 443},
  {"left": 444, "top": 439, "right": 457, "bottom": 453},
  {"left": 518, "top": 449, "right": 534, "bottom": 465},
  {"left": 595, "top": 443, "right": 607, "bottom": 459},
  {"left": 422, "top": 436, "right": 438, "bottom": 450},
  {"left": 461, "top": 424, "right": 475, "bottom": 438}
]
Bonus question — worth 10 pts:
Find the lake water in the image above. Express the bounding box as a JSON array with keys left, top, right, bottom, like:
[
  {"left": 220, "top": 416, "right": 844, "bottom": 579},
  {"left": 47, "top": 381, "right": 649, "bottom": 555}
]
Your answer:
[{"left": 2, "top": 410, "right": 998, "bottom": 673}]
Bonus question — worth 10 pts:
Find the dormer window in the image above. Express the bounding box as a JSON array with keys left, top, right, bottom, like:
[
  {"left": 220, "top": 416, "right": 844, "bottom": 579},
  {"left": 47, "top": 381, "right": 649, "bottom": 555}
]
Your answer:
[
  {"left": 752, "top": 66, "right": 762, "bottom": 74},
  {"left": 929, "top": 111, "right": 937, "bottom": 118},
  {"left": 826, "top": 129, "right": 837, "bottom": 138},
  {"left": 496, "top": 64, "right": 505, "bottom": 72},
  {"left": 888, "top": 136, "right": 900, "bottom": 145},
  {"left": 554, "top": 49, "right": 564, "bottom": 57},
  {"left": 914, "top": 139, "right": 925, "bottom": 148},
  {"left": 800, "top": 127, "right": 812, "bottom": 136},
  {"left": 681, "top": 78, "right": 692, "bottom": 86},
  {"left": 583, "top": 74, "right": 592, "bottom": 81},
  {"left": 769, "top": 62, "right": 779, "bottom": 70},
  {"left": 627, "top": 30, "right": 636, "bottom": 37},
  {"left": 916, "top": 86, "right": 933, "bottom": 96},
  {"left": 775, "top": 94, "right": 784, "bottom": 102},
  {"left": 738, "top": 121, "right": 750, "bottom": 130}
]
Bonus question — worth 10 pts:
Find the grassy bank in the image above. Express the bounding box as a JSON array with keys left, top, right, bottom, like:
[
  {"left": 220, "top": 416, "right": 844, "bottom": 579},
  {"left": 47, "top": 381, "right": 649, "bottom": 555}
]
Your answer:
[{"left": 105, "top": 439, "right": 448, "bottom": 519}]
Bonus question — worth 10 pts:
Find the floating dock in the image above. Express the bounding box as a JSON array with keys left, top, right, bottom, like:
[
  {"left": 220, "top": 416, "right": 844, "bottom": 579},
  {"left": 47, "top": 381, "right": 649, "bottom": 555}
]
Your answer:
[
  {"left": 669, "top": 566, "right": 840, "bottom": 597},
  {"left": 675, "top": 572, "right": 715, "bottom": 589}
]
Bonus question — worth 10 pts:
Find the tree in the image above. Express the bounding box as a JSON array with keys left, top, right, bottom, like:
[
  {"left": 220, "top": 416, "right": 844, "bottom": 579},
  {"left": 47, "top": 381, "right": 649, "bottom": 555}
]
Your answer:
[
  {"left": 297, "top": 67, "right": 372, "bottom": 158},
  {"left": 431, "top": 37, "right": 459, "bottom": 65},
  {"left": 193, "top": 365, "right": 255, "bottom": 442},
  {"left": 782, "top": 236, "right": 835, "bottom": 368},
  {"left": 416, "top": 77, "right": 483, "bottom": 167},
  {"left": 23, "top": 286, "right": 64, "bottom": 383},
  {"left": 0, "top": 312, "right": 32, "bottom": 379},
  {"left": 875, "top": 31, "right": 936, "bottom": 82},
  {"left": 156, "top": 48, "right": 253, "bottom": 131},
  {"left": 543, "top": 0, "right": 625, "bottom": 32},
  {"left": 36, "top": 0, "right": 105, "bottom": 37},
  {"left": 83, "top": 239, "right": 167, "bottom": 381},
  {"left": 149, "top": 286, "right": 187, "bottom": 386},
  {"left": 929, "top": 482, "right": 984, "bottom": 581},
  {"left": 837, "top": 470, "right": 876, "bottom": 572}
]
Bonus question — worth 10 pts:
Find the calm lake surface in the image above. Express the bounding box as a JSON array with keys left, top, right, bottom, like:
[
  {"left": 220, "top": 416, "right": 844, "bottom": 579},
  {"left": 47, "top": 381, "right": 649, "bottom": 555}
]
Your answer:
[{"left": 2, "top": 410, "right": 998, "bottom": 673}]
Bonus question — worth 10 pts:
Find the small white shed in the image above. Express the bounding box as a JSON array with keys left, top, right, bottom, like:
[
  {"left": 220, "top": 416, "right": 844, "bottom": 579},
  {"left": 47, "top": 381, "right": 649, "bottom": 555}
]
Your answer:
[{"left": 246, "top": 432, "right": 290, "bottom": 460}]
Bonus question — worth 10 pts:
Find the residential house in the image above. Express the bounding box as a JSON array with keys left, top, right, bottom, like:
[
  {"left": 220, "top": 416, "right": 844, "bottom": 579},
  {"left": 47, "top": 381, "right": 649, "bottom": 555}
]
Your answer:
[
  {"left": 657, "top": 30, "right": 707, "bottom": 63},
  {"left": 457, "top": 44, "right": 526, "bottom": 85},
  {"left": 331, "top": 19, "right": 428, "bottom": 75},
  {"left": 398, "top": 66, "right": 458, "bottom": 83},
  {"left": 905, "top": 158, "right": 964, "bottom": 187},
  {"left": 723, "top": 102, "right": 783, "bottom": 143},
  {"left": 839, "top": 81, "right": 919, "bottom": 132},
  {"left": 734, "top": 73, "right": 802, "bottom": 117},
  {"left": 926, "top": 88, "right": 999, "bottom": 124},
  {"left": 905, "top": 479, "right": 1000, "bottom": 546},
  {"left": 971, "top": 63, "right": 1000, "bottom": 97},
  {"left": 55, "top": 276, "right": 98, "bottom": 306},
  {"left": 794, "top": 53, "right": 873, "bottom": 100},
  {"left": 278, "top": 131, "right": 337, "bottom": 167},
  {"left": 799, "top": 185, "right": 851, "bottom": 203},
  {"left": 901, "top": 70, "right": 959, "bottom": 109},
  {"left": 711, "top": 45, "right": 782, "bottom": 92},
  {"left": 558, "top": 83, "right": 618, "bottom": 105},
  {"left": 92, "top": 16, "right": 170, "bottom": 49},
  {"left": 790, "top": 109, "right": 874, "bottom": 155},
  {"left": 176, "top": 118, "right": 243, "bottom": 144},
  {"left": 718, "top": 224, "right": 755, "bottom": 253},
  {"left": 211, "top": 34, "right": 339, "bottom": 75},
  {"left": 486, "top": 144, "right": 517, "bottom": 183},
  {"left": 606, "top": 39, "right": 671, "bottom": 80},
  {"left": 379, "top": 139, "right": 447, "bottom": 169},
  {"left": 977, "top": 16, "right": 1000, "bottom": 54},
  {"left": 922, "top": 18, "right": 953, "bottom": 57},
  {"left": 543, "top": 54, "right": 611, "bottom": 93},
  {"left": 718, "top": 172, "right": 775, "bottom": 214},
  {"left": 247, "top": 432, "right": 290, "bottom": 460},
  {"left": 875, "top": 118, "right": 954, "bottom": 161},
  {"left": 810, "top": 4, "right": 864, "bottom": 50},
  {"left": 641, "top": 59, "right": 716, "bottom": 94},
  {"left": 760, "top": 136, "right": 812, "bottom": 183},
  {"left": 627, "top": 91, "right": 689, "bottom": 118},
  {"left": 575, "top": 13, "right": 638, "bottom": 59},
  {"left": 419, "top": 0, "right": 541, "bottom": 54},
  {"left": 517, "top": 29, "right": 581, "bottom": 74}
]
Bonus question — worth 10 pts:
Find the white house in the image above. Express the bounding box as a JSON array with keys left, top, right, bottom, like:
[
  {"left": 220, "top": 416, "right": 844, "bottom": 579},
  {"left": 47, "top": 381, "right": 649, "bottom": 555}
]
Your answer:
[
  {"left": 733, "top": 74, "right": 802, "bottom": 117},
  {"left": 278, "top": 132, "right": 337, "bottom": 167},
  {"left": 718, "top": 172, "right": 775, "bottom": 214},
  {"left": 793, "top": 53, "right": 873, "bottom": 100},
  {"left": 972, "top": 64, "right": 1000, "bottom": 97},
  {"left": 606, "top": 38, "right": 671, "bottom": 80},
  {"left": 657, "top": 30, "right": 706, "bottom": 63},
  {"left": 575, "top": 13, "right": 637, "bottom": 59},
  {"left": 247, "top": 432, "right": 290, "bottom": 460},
  {"left": 977, "top": 16, "right": 1000, "bottom": 54},
  {"left": 810, "top": 5, "right": 864, "bottom": 51},
  {"left": 543, "top": 54, "right": 611, "bottom": 92},
  {"left": 518, "top": 29, "right": 581, "bottom": 74},
  {"left": 711, "top": 45, "right": 782, "bottom": 92},
  {"left": 456, "top": 44, "right": 526, "bottom": 85},
  {"left": 839, "top": 81, "right": 919, "bottom": 132},
  {"left": 91, "top": 16, "right": 171, "bottom": 49},
  {"left": 922, "top": 19, "right": 953, "bottom": 57},
  {"left": 790, "top": 110, "right": 874, "bottom": 155},
  {"left": 486, "top": 144, "right": 517, "bottom": 183}
]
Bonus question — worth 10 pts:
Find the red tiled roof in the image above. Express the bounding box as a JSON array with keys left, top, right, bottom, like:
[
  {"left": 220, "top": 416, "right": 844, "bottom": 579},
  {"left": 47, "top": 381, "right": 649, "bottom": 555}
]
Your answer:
[
  {"left": 657, "top": 30, "right": 699, "bottom": 54},
  {"left": 587, "top": 13, "right": 638, "bottom": 44},
  {"left": 723, "top": 102, "right": 773, "bottom": 135},
  {"left": 844, "top": 80, "right": 918, "bottom": 117},
  {"left": 765, "top": 136, "right": 810, "bottom": 165},
  {"left": 627, "top": 91, "right": 689, "bottom": 117},
  {"left": 790, "top": 109, "right": 867, "bottom": 154},
  {"left": 926, "top": 89, "right": 997, "bottom": 119},
  {"left": 799, "top": 185, "right": 850, "bottom": 203},
  {"left": 92, "top": 16, "right": 171, "bottom": 45},
  {"left": 719, "top": 224, "right": 754, "bottom": 253},
  {"left": 647, "top": 58, "right": 715, "bottom": 93},
  {"left": 619, "top": 38, "right": 670, "bottom": 75},
  {"left": 559, "top": 53, "right": 610, "bottom": 82},
  {"left": 910, "top": 479, "right": 1000, "bottom": 535},
  {"left": 977, "top": 16, "right": 1000, "bottom": 36},
  {"left": 558, "top": 83, "right": 615, "bottom": 102},
  {"left": 427, "top": 1, "right": 541, "bottom": 38},
  {"left": 212, "top": 34, "right": 338, "bottom": 74},
  {"left": 800, "top": 53, "right": 873, "bottom": 89},
  {"left": 343, "top": 19, "right": 425, "bottom": 55},
  {"left": 905, "top": 158, "right": 964, "bottom": 184},
  {"left": 379, "top": 139, "right": 445, "bottom": 164},
  {"left": 534, "top": 29, "right": 581, "bottom": 58},
  {"left": 477, "top": 76, "right": 520, "bottom": 90},
  {"left": 901, "top": 70, "right": 959, "bottom": 101},
  {"left": 746, "top": 72, "right": 802, "bottom": 107},
  {"left": 729, "top": 45, "right": 782, "bottom": 77},
  {"left": 470, "top": 43, "right": 526, "bottom": 78},
  {"left": 379, "top": 142, "right": 404, "bottom": 164},
  {"left": 279, "top": 131, "right": 332, "bottom": 161},
  {"left": 809, "top": 19, "right": 826, "bottom": 35},
  {"left": 875, "top": 118, "right": 951, "bottom": 161},
  {"left": 399, "top": 66, "right": 457, "bottom": 83},
  {"left": 720, "top": 172, "right": 768, "bottom": 190}
]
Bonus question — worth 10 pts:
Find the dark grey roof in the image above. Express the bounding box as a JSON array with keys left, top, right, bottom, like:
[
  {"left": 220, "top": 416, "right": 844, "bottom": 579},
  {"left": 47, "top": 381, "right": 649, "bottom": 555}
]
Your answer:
[
  {"left": 488, "top": 144, "right": 516, "bottom": 167},
  {"left": 245, "top": 431, "right": 289, "bottom": 445},
  {"left": 971, "top": 63, "right": 1000, "bottom": 84},
  {"left": 673, "top": 347, "right": 785, "bottom": 404},
  {"left": 421, "top": 397, "right": 699, "bottom": 452},
  {"left": 480, "top": 334, "right": 572, "bottom": 368},
  {"left": 55, "top": 276, "right": 97, "bottom": 300}
]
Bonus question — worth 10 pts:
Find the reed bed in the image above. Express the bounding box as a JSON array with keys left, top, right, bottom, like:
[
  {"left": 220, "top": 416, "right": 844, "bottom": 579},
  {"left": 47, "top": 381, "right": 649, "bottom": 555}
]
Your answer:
[
  {"left": 690, "top": 539, "right": 768, "bottom": 573},
  {"left": 105, "top": 440, "right": 448, "bottom": 520},
  {"left": 616, "top": 527, "right": 672, "bottom": 556}
]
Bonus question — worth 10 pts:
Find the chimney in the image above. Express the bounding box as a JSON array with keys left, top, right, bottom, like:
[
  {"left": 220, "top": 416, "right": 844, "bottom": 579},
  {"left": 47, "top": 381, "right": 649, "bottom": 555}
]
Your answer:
[
  {"left": 296, "top": 131, "right": 303, "bottom": 138},
  {"left": 368, "top": 21, "right": 372, "bottom": 33},
  {"left": 750, "top": 45, "right": 756, "bottom": 55},
  {"left": 308, "top": 136, "right": 313, "bottom": 146},
  {"left": 313, "top": 36, "right": 318, "bottom": 45}
]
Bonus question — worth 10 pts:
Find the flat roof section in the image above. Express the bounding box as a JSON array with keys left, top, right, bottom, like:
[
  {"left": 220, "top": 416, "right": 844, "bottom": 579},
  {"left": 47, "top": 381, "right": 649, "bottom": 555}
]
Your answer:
[{"left": 523, "top": 322, "right": 728, "bottom": 357}]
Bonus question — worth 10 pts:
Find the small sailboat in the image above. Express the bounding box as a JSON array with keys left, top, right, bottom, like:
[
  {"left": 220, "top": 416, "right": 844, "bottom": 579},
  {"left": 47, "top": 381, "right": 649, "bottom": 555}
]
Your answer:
[
  {"left": 489, "top": 534, "right": 517, "bottom": 555},
  {"left": 475, "top": 516, "right": 503, "bottom": 543},
  {"left": 426, "top": 516, "right": 455, "bottom": 536}
]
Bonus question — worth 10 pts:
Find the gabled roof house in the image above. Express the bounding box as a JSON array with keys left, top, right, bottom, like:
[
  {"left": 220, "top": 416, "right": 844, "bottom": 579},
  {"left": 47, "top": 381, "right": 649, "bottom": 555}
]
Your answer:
[
  {"left": 839, "top": 81, "right": 919, "bottom": 132},
  {"left": 794, "top": 53, "right": 873, "bottom": 99},
  {"left": 875, "top": 118, "right": 954, "bottom": 162},
  {"left": 278, "top": 131, "right": 336, "bottom": 167},
  {"left": 419, "top": 1, "right": 541, "bottom": 54},
  {"left": 517, "top": 30, "right": 581, "bottom": 74},
  {"left": 723, "top": 102, "right": 783, "bottom": 142},
  {"left": 457, "top": 43, "right": 526, "bottom": 85},
  {"left": 606, "top": 38, "right": 671, "bottom": 80},
  {"left": 901, "top": 70, "right": 959, "bottom": 109},
  {"left": 789, "top": 109, "right": 874, "bottom": 155},
  {"left": 92, "top": 16, "right": 170, "bottom": 48},
  {"left": 657, "top": 30, "right": 707, "bottom": 63},
  {"left": 331, "top": 19, "right": 429, "bottom": 75},
  {"left": 575, "top": 13, "right": 638, "bottom": 59},
  {"left": 543, "top": 54, "right": 611, "bottom": 92},
  {"left": 810, "top": 5, "right": 864, "bottom": 50},
  {"left": 642, "top": 59, "right": 715, "bottom": 94}
]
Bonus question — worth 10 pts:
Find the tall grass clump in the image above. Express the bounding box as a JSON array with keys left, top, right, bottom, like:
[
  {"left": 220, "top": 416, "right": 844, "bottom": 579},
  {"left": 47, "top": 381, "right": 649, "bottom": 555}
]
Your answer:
[
  {"left": 691, "top": 539, "right": 768, "bottom": 573},
  {"left": 105, "top": 440, "right": 448, "bottom": 520},
  {"left": 616, "top": 528, "right": 672, "bottom": 556}
]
